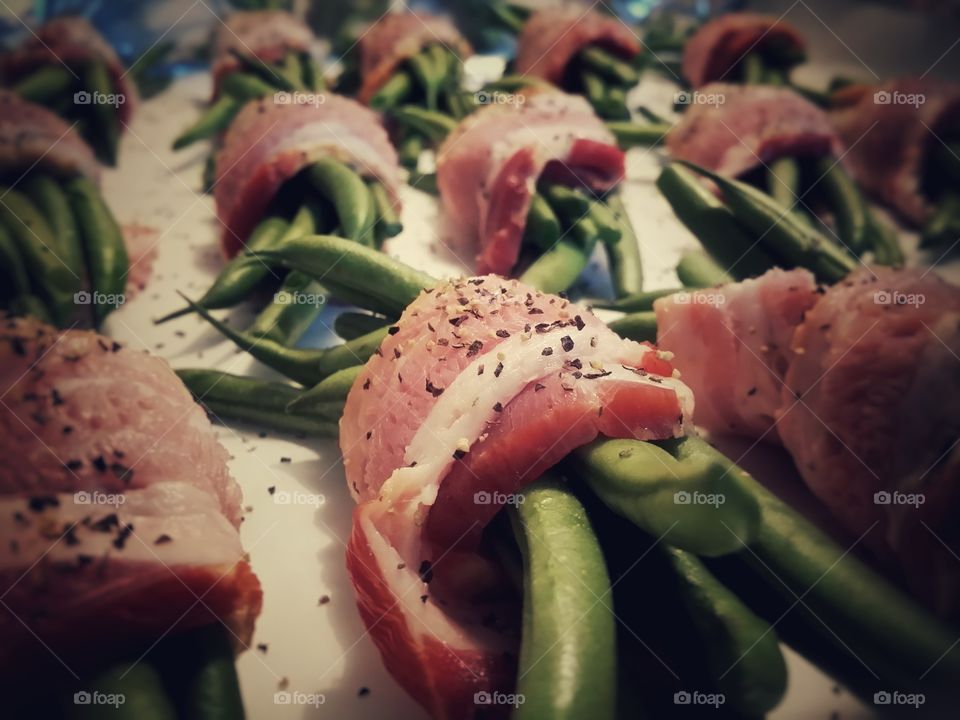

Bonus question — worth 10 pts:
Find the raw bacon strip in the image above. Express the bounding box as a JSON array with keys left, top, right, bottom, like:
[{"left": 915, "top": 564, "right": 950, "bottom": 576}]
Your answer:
[
  {"left": 436, "top": 91, "right": 624, "bottom": 275},
  {"left": 341, "top": 276, "right": 692, "bottom": 718},
  {"left": 0, "top": 317, "right": 243, "bottom": 527},
  {"left": 0, "top": 91, "right": 99, "bottom": 182},
  {"left": 830, "top": 78, "right": 960, "bottom": 226},
  {"left": 0, "top": 17, "right": 137, "bottom": 124},
  {"left": 779, "top": 267, "right": 960, "bottom": 612},
  {"left": 654, "top": 267, "right": 960, "bottom": 614},
  {"left": 682, "top": 13, "right": 805, "bottom": 88},
  {"left": 214, "top": 93, "right": 400, "bottom": 256},
  {"left": 0, "top": 317, "right": 262, "bottom": 677},
  {"left": 654, "top": 268, "right": 818, "bottom": 439},
  {"left": 665, "top": 83, "right": 842, "bottom": 179},
  {"left": 211, "top": 10, "right": 314, "bottom": 93},
  {"left": 355, "top": 12, "right": 472, "bottom": 105},
  {"left": 514, "top": 7, "right": 641, "bottom": 85},
  {"left": 0, "top": 483, "right": 262, "bottom": 675}
]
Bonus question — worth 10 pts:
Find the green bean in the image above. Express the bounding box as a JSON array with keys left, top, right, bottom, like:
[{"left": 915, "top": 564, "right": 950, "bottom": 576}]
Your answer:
[
  {"left": 813, "top": 157, "right": 869, "bottom": 254},
  {"left": 579, "top": 46, "right": 640, "bottom": 86},
  {"left": 172, "top": 95, "right": 241, "bottom": 149},
  {"left": 920, "top": 192, "right": 960, "bottom": 249},
  {"left": 0, "top": 218, "right": 31, "bottom": 298},
  {"left": 588, "top": 287, "right": 684, "bottom": 312},
  {"left": 689, "top": 436, "right": 960, "bottom": 695},
  {"left": 248, "top": 270, "right": 326, "bottom": 344},
  {"left": 429, "top": 44, "right": 455, "bottom": 89},
  {"left": 581, "top": 70, "right": 608, "bottom": 116},
  {"left": 740, "top": 52, "right": 765, "bottom": 84},
  {"left": 151, "top": 624, "right": 245, "bottom": 720},
  {"left": 220, "top": 71, "right": 275, "bottom": 101},
  {"left": 606, "top": 120, "right": 671, "bottom": 149},
  {"left": 307, "top": 159, "right": 375, "bottom": 244},
  {"left": 249, "top": 234, "right": 434, "bottom": 317},
  {"left": 657, "top": 164, "right": 776, "bottom": 279},
  {"left": 183, "top": 292, "right": 387, "bottom": 385},
  {"left": 679, "top": 161, "right": 857, "bottom": 283},
  {"left": 230, "top": 49, "right": 295, "bottom": 91},
  {"left": 299, "top": 52, "right": 326, "bottom": 92},
  {"left": 369, "top": 181, "right": 402, "bottom": 245},
  {"left": 398, "top": 133, "right": 424, "bottom": 169},
  {"left": 156, "top": 216, "right": 289, "bottom": 323},
  {"left": 11, "top": 65, "right": 74, "bottom": 104},
  {"left": 523, "top": 193, "right": 562, "bottom": 250},
  {"left": 0, "top": 188, "right": 78, "bottom": 324},
  {"left": 541, "top": 185, "right": 620, "bottom": 244},
  {"left": 520, "top": 239, "right": 591, "bottom": 294},
  {"left": 22, "top": 173, "right": 85, "bottom": 275},
  {"left": 68, "top": 663, "right": 177, "bottom": 720},
  {"left": 510, "top": 477, "right": 616, "bottom": 720},
  {"left": 604, "top": 195, "right": 643, "bottom": 296},
  {"left": 766, "top": 156, "right": 801, "bottom": 210},
  {"left": 389, "top": 105, "right": 457, "bottom": 142},
  {"left": 603, "top": 85, "right": 631, "bottom": 121},
  {"left": 409, "top": 171, "right": 438, "bottom": 195},
  {"left": 129, "top": 40, "right": 174, "bottom": 85},
  {"left": 84, "top": 59, "right": 119, "bottom": 165},
  {"left": 636, "top": 105, "right": 669, "bottom": 124},
  {"left": 203, "top": 152, "right": 217, "bottom": 193},
  {"left": 286, "top": 364, "right": 362, "bottom": 414},
  {"left": 67, "top": 176, "right": 129, "bottom": 323},
  {"left": 676, "top": 250, "right": 734, "bottom": 287},
  {"left": 370, "top": 71, "right": 413, "bottom": 110},
  {"left": 177, "top": 369, "right": 338, "bottom": 436},
  {"left": 572, "top": 436, "right": 762, "bottom": 556},
  {"left": 334, "top": 311, "right": 390, "bottom": 340},
  {"left": 445, "top": 89, "right": 472, "bottom": 119},
  {"left": 866, "top": 213, "right": 904, "bottom": 267},
  {"left": 586, "top": 198, "right": 622, "bottom": 245},
  {"left": 568, "top": 215, "right": 601, "bottom": 248},
  {"left": 607, "top": 310, "right": 657, "bottom": 343},
  {"left": 7, "top": 293, "right": 52, "bottom": 323},
  {"left": 488, "top": 1, "right": 527, "bottom": 33},
  {"left": 407, "top": 47, "right": 441, "bottom": 111},
  {"left": 663, "top": 547, "right": 787, "bottom": 716},
  {"left": 247, "top": 203, "right": 325, "bottom": 344},
  {"left": 278, "top": 51, "right": 306, "bottom": 90}
]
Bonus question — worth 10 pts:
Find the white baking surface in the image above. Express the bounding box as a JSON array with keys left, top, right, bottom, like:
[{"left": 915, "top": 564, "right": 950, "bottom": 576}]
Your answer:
[{"left": 97, "top": 4, "right": 960, "bottom": 714}]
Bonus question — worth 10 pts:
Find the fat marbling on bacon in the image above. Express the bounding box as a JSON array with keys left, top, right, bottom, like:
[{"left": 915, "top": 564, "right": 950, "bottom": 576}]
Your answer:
[
  {"left": 354, "top": 12, "right": 472, "bottom": 105},
  {"left": 436, "top": 90, "right": 625, "bottom": 276},
  {"left": 655, "top": 267, "right": 960, "bottom": 616},
  {"left": 0, "top": 90, "right": 99, "bottom": 182},
  {"left": 214, "top": 93, "right": 401, "bottom": 256},
  {"left": 666, "top": 83, "right": 843, "bottom": 179},
  {"left": 0, "top": 317, "right": 261, "bottom": 677},
  {"left": 211, "top": 10, "right": 314, "bottom": 95},
  {"left": 682, "top": 12, "right": 805, "bottom": 88},
  {"left": 514, "top": 7, "right": 641, "bottom": 85},
  {"left": 830, "top": 78, "right": 960, "bottom": 226},
  {"left": 0, "top": 16, "right": 137, "bottom": 125},
  {"left": 341, "top": 276, "right": 692, "bottom": 719}
]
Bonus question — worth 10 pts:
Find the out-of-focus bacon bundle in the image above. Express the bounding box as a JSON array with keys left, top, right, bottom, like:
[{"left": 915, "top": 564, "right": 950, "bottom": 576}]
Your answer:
[
  {"left": 0, "top": 317, "right": 262, "bottom": 678},
  {"left": 214, "top": 93, "right": 401, "bottom": 256},
  {"left": 437, "top": 90, "right": 625, "bottom": 275}
]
